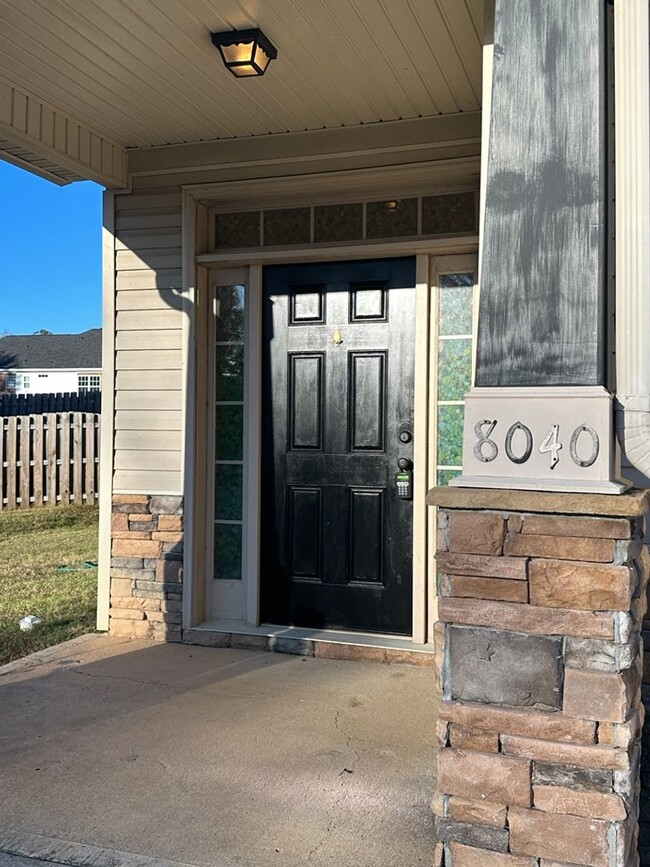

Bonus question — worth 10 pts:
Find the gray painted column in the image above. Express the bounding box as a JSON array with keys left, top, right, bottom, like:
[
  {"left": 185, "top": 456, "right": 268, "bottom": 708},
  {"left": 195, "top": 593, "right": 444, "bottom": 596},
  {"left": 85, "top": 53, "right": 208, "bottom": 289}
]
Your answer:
[{"left": 476, "top": 0, "right": 607, "bottom": 388}]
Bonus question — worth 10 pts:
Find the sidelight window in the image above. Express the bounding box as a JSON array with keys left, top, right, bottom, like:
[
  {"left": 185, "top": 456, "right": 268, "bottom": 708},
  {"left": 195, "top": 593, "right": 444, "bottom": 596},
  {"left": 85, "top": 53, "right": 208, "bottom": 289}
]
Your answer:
[
  {"left": 213, "top": 284, "right": 246, "bottom": 580},
  {"left": 434, "top": 271, "right": 477, "bottom": 485}
]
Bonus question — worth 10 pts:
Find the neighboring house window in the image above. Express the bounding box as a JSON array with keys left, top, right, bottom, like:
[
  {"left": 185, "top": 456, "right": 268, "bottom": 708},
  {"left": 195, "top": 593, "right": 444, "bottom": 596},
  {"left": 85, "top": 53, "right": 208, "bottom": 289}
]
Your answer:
[
  {"left": 5, "top": 373, "right": 17, "bottom": 390},
  {"left": 78, "top": 374, "right": 101, "bottom": 394},
  {"left": 22, "top": 375, "right": 30, "bottom": 390}
]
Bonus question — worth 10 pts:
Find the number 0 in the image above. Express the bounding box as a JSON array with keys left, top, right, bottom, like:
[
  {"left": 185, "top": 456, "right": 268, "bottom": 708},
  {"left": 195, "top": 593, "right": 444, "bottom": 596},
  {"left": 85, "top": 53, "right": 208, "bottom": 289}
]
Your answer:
[
  {"left": 570, "top": 425, "right": 599, "bottom": 467},
  {"left": 505, "top": 422, "right": 533, "bottom": 464}
]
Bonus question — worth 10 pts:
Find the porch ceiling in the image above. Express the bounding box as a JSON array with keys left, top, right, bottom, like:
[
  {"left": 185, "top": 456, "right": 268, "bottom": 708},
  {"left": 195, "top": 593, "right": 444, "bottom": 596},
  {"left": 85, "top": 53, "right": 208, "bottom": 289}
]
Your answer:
[{"left": 0, "top": 0, "right": 483, "bottom": 154}]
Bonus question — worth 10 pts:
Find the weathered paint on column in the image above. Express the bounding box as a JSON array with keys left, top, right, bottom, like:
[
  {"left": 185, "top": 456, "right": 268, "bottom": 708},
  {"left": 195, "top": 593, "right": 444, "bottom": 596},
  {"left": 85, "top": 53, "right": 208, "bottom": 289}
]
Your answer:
[{"left": 476, "top": 0, "right": 607, "bottom": 387}]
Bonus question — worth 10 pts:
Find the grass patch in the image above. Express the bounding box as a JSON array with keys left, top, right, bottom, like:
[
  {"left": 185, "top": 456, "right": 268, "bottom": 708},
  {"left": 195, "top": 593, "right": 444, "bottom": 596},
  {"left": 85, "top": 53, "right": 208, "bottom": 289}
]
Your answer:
[{"left": 0, "top": 505, "right": 99, "bottom": 666}]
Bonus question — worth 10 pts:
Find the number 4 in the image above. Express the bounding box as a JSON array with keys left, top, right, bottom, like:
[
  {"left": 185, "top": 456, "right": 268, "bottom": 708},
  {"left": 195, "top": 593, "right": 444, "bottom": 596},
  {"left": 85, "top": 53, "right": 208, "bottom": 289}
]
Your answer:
[{"left": 539, "top": 424, "right": 562, "bottom": 470}]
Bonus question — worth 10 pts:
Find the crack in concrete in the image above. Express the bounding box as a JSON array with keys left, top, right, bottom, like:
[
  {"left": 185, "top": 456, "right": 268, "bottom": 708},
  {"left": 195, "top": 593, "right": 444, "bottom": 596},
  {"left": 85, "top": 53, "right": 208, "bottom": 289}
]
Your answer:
[
  {"left": 305, "top": 709, "right": 362, "bottom": 863},
  {"left": 334, "top": 709, "right": 360, "bottom": 775}
]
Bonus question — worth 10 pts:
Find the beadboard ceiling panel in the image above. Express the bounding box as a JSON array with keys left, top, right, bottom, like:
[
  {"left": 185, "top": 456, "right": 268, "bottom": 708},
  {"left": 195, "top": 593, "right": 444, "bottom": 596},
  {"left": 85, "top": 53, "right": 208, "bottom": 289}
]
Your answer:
[{"left": 0, "top": 0, "right": 483, "bottom": 148}]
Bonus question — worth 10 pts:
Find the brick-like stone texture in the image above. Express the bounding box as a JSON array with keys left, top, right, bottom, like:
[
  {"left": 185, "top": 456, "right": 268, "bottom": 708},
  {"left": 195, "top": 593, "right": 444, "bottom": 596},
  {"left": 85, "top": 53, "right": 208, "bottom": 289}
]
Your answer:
[
  {"left": 438, "top": 597, "right": 615, "bottom": 639},
  {"left": 504, "top": 532, "right": 615, "bottom": 562},
  {"left": 533, "top": 783, "right": 626, "bottom": 820},
  {"left": 508, "top": 807, "right": 610, "bottom": 867},
  {"left": 563, "top": 668, "right": 634, "bottom": 723},
  {"left": 501, "top": 734, "right": 630, "bottom": 771},
  {"left": 521, "top": 514, "right": 632, "bottom": 539},
  {"left": 109, "top": 494, "right": 184, "bottom": 643},
  {"left": 434, "top": 817, "right": 509, "bottom": 852},
  {"left": 432, "top": 503, "right": 647, "bottom": 867},
  {"left": 447, "top": 844, "right": 537, "bottom": 866},
  {"left": 446, "top": 511, "right": 505, "bottom": 555},
  {"left": 529, "top": 559, "right": 634, "bottom": 611},
  {"left": 439, "top": 700, "right": 596, "bottom": 745},
  {"left": 444, "top": 574, "right": 529, "bottom": 603},
  {"left": 564, "top": 636, "right": 639, "bottom": 673},
  {"left": 532, "top": 762, "right": 613, "bottom": 793},
  {"left": 437, "top": 748, "right": 532, "bottom": 807},
  {"left": 437, "top": 552, "right": 528, "bottom": 580},
  {"left": 448, "top": 724, "right": 499, "bottom": 753},
  {"left": 447, "top": 796, "right": 507, "bottom": 827}
]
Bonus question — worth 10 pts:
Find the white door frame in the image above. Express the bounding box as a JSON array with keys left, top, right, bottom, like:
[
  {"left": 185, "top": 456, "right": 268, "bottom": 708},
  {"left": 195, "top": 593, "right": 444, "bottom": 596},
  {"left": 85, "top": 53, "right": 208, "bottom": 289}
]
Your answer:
[{"left": 181, "top": 171, "right": 479, "bottom": 645}]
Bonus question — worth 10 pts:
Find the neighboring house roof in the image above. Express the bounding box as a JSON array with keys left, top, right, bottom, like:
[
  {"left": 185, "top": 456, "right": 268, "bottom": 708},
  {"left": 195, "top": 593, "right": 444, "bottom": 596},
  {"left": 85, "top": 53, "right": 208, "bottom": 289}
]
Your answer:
[{"left": 0, "top": 329, "right": 102, "bottom": 370}]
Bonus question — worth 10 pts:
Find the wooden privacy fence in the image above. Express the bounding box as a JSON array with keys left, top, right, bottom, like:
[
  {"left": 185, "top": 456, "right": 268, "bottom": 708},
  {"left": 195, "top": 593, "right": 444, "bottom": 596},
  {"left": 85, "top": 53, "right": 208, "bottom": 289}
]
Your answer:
[
  {"left": 0, "top": 391, "right": 101, "bottom": 417},
  {"left": 0, "top": 412, "right": 100, "bottom": 510}
]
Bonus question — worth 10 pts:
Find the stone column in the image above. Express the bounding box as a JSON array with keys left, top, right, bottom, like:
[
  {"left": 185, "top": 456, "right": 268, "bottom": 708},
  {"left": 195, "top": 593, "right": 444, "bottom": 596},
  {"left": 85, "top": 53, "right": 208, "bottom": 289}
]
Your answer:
[
  {"left": 109, "top": 494, "right": 184, "bottom": 641},
  {"left": 427, "top": 487, "right": 650, "bottom": 866}
]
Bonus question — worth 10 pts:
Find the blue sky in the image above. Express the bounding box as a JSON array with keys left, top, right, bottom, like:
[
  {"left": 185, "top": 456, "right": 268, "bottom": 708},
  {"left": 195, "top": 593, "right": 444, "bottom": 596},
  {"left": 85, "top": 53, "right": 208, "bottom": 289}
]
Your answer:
[{"left": 0, "top": 160, "right": 102, "bottom": 336}]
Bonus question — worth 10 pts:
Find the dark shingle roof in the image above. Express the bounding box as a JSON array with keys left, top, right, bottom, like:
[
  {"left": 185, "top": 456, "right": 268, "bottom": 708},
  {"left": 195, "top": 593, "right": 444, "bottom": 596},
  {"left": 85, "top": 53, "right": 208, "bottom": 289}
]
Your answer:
[{"left": 0, "top": 329, "right": 102, "bottom": 370}]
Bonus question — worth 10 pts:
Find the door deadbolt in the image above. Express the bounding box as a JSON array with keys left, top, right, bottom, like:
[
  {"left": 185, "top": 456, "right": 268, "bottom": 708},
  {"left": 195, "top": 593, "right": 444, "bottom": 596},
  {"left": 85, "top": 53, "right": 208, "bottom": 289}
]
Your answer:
[{"left": 398, "top": 429, "right": 412, "bottom": 444}]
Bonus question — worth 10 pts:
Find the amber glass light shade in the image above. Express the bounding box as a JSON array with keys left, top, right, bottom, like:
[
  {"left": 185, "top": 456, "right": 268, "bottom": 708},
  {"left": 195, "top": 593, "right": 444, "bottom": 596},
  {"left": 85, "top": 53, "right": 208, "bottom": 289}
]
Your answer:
[{"left": 211, "top": 29, "right": 277, "bottom": 77}]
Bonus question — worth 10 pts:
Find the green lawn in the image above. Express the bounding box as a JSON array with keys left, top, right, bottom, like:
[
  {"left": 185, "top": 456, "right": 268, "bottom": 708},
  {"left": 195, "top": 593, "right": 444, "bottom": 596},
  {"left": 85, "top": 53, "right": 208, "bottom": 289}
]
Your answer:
[{"left": 0, "top": 504, "right": 99, "bottom": 666}]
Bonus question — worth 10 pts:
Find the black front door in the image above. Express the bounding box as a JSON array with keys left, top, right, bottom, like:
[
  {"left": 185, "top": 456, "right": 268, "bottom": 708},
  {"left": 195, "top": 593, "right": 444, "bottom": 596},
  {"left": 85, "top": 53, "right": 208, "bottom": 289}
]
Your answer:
[{"left": 261, "top": 258, "right": 416, "bottom": 635}]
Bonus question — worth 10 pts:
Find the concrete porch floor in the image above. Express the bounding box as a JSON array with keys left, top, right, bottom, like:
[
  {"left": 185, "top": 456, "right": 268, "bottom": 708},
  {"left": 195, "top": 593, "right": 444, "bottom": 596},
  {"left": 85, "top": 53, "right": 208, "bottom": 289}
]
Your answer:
[{"left": 0, "top": 634, "right": 437, "bottom": 867}]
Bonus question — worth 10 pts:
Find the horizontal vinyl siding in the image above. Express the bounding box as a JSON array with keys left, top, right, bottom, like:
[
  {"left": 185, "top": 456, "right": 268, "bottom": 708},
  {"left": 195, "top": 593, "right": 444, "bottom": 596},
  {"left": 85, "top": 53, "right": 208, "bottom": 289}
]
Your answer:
[
  {"left": 115, "top": 429, "right": 183, "bottom": 451},
  {"left": 113, "top": 470, "right": 181, "bottom": 493},
  {"left": 115, "top": 410, "right": 182, "bottom": 431},
  {"left": 115, "top": 329, "right": 182, "bottom": 350},
  {"left": 116, "top": 369, "right": 182, "bottom": 390},
  {"left": 113, "top": 189, "right": 184, "bottom": 494}
]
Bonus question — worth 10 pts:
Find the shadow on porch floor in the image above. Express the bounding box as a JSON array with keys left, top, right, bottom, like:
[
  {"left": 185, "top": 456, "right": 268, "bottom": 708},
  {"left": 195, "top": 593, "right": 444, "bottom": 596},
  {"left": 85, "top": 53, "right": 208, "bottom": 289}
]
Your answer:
[{"left": 0, "top": 634, "right": 436, "bottom": 867}]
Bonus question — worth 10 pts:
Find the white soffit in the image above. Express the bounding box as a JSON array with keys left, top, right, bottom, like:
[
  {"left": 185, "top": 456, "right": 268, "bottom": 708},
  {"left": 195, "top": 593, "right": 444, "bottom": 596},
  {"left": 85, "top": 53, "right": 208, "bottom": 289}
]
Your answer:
[
  {"left": 0, "top": 0, "right": 483, "bottom": 150},
  {"left": 0, "top": 78, "right": 126, "bottom": 187}
]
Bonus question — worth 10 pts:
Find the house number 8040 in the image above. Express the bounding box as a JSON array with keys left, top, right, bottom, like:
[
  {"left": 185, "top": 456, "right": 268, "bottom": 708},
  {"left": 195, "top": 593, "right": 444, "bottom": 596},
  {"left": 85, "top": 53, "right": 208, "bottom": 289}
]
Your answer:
[{"left": 473, "top": 420, "right": 599, "bottom": 470}]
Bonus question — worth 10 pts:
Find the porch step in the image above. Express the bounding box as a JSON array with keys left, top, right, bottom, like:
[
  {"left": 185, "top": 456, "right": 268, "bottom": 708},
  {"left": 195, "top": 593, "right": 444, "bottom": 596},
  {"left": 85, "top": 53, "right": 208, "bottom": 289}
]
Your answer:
[{"left": 183, "top": 624, "right": 434, "bottom": 667}]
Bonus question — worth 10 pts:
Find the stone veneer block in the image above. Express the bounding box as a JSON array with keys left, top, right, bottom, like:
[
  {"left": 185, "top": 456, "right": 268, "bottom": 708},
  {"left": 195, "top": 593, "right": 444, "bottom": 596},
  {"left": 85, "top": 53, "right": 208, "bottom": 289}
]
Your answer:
[
  {"left": 538, "top": 862, "right": 597, "bottom": 867},
  {"left": 504, "top": 533, "right": 615, "bottom": 562},
  {"left": 529, "top": 559, "right": 634, "bottom": 612},
  {"left": 112, "top": 538, "right": 161, "bottom": 558},
  {"left": 438, "top": 597, "right": 615, "bottom": 639},
  {"left": 501, "top": 734, "right": 630, "bottom": 770},
  {"left": 447, "top": 796, "right": 507, "bottom": 827},
  {"left": 447, "top": 626, "right": 563, "bottom": 709},
  {"left": 532, "top": 762, "right": 613, "bottom": 792},
  {"left": 533, "top": 783, "right": 626, "bottom": 820},
  {"left": 426, "top": 486, "right": 650, "bottom": 516},
  {"left": 434, "top": 818, "right": 509, "bottom": 853},
  {"left": 445, "top": 575, "right": 529, "bottom": 603},
  {"left": 562, "top": 668, "right": 634, "bottom": 723},
  {"left": 448, "top": 724, "right": 500, "bottom": 752},
  {"left": 564, "top": 636, "right": 638, "bottom": 673},
  {"left": 521, "top": 514, "right": 632, "bottom": 539},
  {"left": 111, "top": 512, "right": 129, "bottom": 531},
  {"left": 110, "top": 577, "right": 133, "bottom": 597},
  {"left": 446, "top": 511, "right": 505, "bottom": 555},
  {"left": 508, "top": 807, "right": 610, "bottom": 867},
  {"left": 112, "top": 494, "right": 150, "bottom": 504},
  {"left": 437, "top": 552, "right": 528, "bottom": 580},
  {"left": 447, "top": 843, "right": 538, "bottom": 866},
  {"left": 439, "top": 700, "right": 596, "bottom": 744},
  {"left": 437, "top": 748, "right": 532, "bottom": 807}
]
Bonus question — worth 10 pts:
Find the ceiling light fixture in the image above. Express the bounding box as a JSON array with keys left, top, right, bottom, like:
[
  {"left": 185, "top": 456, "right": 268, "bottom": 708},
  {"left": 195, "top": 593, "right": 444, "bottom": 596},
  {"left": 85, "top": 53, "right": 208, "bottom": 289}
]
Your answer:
[{"left": 210, "top": 28, "right": 277, "bottom": 78}]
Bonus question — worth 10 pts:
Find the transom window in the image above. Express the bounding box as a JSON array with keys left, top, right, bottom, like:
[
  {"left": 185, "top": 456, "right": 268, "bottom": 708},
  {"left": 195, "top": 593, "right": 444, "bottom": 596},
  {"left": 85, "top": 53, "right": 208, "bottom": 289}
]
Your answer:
[{"left": 212, "top": 191, "right": 477, "bottom": 251}]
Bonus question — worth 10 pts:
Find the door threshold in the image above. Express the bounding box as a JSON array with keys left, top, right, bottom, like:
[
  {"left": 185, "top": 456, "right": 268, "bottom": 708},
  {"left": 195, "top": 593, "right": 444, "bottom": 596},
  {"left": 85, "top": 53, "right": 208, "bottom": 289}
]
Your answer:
[{"left": 183, "top": 621, "right": 434, "bottom": 667}]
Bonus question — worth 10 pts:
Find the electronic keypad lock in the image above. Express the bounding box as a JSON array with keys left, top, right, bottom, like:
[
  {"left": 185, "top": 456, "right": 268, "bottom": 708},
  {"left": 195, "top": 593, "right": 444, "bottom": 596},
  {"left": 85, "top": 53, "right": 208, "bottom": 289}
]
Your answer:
[{"left": 396, "top": 457, "right": 413, "bottom": 500}]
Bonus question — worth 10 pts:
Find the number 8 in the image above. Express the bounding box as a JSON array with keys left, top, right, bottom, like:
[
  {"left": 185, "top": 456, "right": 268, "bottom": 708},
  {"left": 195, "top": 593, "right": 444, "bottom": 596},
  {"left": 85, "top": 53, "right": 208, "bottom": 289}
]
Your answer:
[{"left": 473, "top": 419, "right": 498, "bottom": 463}]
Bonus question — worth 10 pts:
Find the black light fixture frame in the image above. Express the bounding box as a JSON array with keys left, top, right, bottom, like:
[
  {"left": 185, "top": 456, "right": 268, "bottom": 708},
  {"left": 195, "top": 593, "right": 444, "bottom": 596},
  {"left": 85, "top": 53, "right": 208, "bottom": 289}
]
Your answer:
[{"left": 210, "top": 28, "right": 278, "bottom": 77}]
